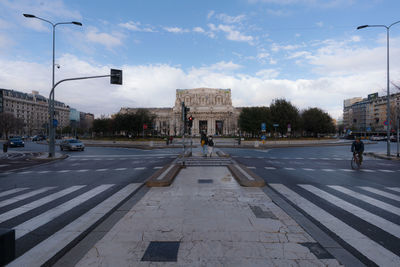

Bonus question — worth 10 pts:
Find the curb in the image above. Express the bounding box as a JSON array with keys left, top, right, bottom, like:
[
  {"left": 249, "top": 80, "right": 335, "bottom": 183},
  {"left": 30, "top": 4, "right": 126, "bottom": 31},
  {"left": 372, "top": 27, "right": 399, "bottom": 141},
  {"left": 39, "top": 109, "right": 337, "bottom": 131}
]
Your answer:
[
  {"left": 227, "top": 163, "right": 265, "bottom": 187},
  {"left": 364, "top": 152, "right": 400, "bottom": 161},
  {"left": 146, "top": 164, "right": 182, "bottom": 187},
  {"left": 216, "top": 150, "right": 230, "bottom": 157}
]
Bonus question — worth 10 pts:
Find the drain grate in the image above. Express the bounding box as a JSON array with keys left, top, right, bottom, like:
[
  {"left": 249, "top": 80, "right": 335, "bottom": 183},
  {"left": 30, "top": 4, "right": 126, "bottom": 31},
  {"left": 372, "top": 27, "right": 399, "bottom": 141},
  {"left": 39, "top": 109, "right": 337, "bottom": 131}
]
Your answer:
[
  {"left": 141, "top": 241, "right": 180, "bottom": 262},
  {"left": 198, "top": 179, "right": 213, "bottom": 184},
  {"left": 300, "top": 242, "right": 334, "bottom": 259},
  {"left": 249, "top": 205, "right": 278, "bottom": 219}
]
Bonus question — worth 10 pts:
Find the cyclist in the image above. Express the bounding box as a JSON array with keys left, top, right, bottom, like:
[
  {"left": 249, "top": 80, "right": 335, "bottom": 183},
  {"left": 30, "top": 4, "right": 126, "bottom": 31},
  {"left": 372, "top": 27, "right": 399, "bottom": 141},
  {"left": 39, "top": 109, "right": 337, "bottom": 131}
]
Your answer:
[{"left": 351, "top": 137, "right": 364, "bottom": 165}]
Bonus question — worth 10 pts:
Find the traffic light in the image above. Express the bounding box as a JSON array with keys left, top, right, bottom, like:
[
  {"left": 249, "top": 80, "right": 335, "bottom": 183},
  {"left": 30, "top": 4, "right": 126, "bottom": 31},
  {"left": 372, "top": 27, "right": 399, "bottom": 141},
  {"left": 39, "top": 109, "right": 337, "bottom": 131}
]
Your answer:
[
  {"left": 188, "top": 116, "right": 193, "bottom": 128},
  {"left": 110, "top": 69, "right": 123, "bottom": 85}
]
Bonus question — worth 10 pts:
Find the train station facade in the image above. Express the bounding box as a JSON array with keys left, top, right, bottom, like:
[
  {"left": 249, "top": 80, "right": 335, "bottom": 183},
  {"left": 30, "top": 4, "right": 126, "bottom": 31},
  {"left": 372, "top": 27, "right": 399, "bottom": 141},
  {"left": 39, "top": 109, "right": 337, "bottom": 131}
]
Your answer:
[{"left": 119, "top": 88, "right": 242, "bottom": 136}]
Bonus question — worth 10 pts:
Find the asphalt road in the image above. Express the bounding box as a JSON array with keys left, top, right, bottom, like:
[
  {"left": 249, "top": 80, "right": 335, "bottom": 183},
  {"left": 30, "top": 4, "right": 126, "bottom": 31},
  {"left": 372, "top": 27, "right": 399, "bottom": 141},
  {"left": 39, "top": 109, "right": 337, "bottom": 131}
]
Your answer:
[
  {"left": 0, "top": 142, "right": 180, "bottom": 260},
  {"left": 221, "top": 142, "right": 400, "bottom": 266}
]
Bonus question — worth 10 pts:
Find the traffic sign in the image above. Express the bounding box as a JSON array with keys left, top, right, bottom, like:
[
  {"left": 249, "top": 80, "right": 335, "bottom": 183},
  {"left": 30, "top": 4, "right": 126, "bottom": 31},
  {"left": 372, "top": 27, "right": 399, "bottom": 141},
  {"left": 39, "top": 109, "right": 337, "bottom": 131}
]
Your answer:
[
  {"left": 143, "top": 124, "right": 148, "bottom": 130},
  {"left": 53, "top": 119, "right": 58, "bottom": 127},
  {"left": 366, "top": 127, "right": 371, "bottom": 132},
  {"left": 287, "top": 123, "right": 291, "bottom": 132},
  {"left": 261, "top": 123, "right": 266, "bottom": 132},
  {"left": 261, "top": 135, "right": 266, "bottom": 140},
  {"left": 273, "top": 123, "right": 279, "bottom": 127},
  {"left": 384, "top": 120, "right": 391, "bottom": 126}
]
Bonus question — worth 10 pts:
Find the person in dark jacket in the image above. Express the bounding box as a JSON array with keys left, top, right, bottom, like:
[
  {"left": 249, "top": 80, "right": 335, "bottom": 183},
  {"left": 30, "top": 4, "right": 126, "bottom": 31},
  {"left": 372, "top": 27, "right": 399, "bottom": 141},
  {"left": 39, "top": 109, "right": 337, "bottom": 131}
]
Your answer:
[{"left": 351, "top": 137, "right": 364, "bottom": 164}]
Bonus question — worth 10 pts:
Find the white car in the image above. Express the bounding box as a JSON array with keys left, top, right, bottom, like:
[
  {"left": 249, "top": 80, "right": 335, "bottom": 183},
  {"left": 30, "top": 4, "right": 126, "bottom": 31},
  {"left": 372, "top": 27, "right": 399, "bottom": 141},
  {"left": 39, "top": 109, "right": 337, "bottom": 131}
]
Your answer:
[{"left": 60, "top": 139, "right": 85, "bottom": 151}]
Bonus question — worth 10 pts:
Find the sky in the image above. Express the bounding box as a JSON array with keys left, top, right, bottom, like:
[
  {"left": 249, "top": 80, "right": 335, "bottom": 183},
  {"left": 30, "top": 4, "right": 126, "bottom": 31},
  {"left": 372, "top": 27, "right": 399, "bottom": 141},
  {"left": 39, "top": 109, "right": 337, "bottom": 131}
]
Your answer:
[{"left": 0, "top": 0, "right": 400, "bottom": 120}]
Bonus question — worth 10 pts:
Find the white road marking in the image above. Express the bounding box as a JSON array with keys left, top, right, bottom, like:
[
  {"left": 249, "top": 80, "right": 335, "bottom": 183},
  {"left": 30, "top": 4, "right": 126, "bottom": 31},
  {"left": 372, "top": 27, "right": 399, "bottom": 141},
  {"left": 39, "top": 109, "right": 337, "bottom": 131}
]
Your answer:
[
  {"left": 0, "top": 186, "right": 85, "bottom": 224},
  {"left": 134, "top": 167, "right": 146, "bottom": 170},
  {"left": 284, "top": 168, "right": 295, "bottom": 170},
  {"left": 379, "top": 169, "right": 395, "bottom": 173},
  {"left": 0, "top": 164, "right": 9, "bottom": 168},
  {"left": 333, "top": 158, "right": 342, "bottom": 160},
  {"left": 264, "top": 167, "right": 276, "bottom": 170},
  {"left": 9, "top": 184, "right": 141, "bottom": 267},
  {"left": 76, "top": 169, "right": 89, "bottom": 173},
  {"left": 295, "top": 157, "right": 303, "bottom": 160},
  {"left": 300, "top": 184, "right": 400, "bottom": 239},
  {"left": 359, "top": 187, "right": 400, "bottom": 202},
  {"left": 19, "top": 171, "right": 33, "bottom": 175},
  {"left": 14, "top": 184, "right": 114, "bottom": 239},
  {"left": 153, "top": 166, "right": 163, "bottom": 169},
  {"left": 69, "top": 154, "right": 179, "bottom": 158},
  {"left": 386, "top": 187, "right": 400, "bottom": 193},
  {"left": 58, "top": 170, "right": 71, "bottom": 173},
  {"left": 270, "top": 183, "right": 400, "bottom": 267},
  {"left": 302, "top": 168, "right": 314, "bottom": 171},
  {"left": 0, "top": 187, "right": 55, "bottom": 208},
  {"left": 308, "top": 158, "right": 317, "bottom": 160},
  {"left": 329, "top": 186, "right": 400, "bottom": 215},
  {"left": 339, "top": 169, "right": 354, "bottom": 172},
  {"left": 322, "top": 169, "right": 334, "bottom": 172},
  {"left": 247, "top": 166, "right": 256, "bottom": 169},
  {"left": 96, "top": 169, "right": 108, "bottom": 172},
  {"left": 321, "top": 158, "right": 330, "bottom": 160},
  {"left": 0, "top": 188, "right": 29, "bottom": 198},
  {"left": 114, "top": 168, "right": 127, "bottom": 171},
  {"left": 37, "top": 171, "right": 51, "bottom": 174},
  {"left": 360, "top": 169, "right": 376, "bottom": 173}
]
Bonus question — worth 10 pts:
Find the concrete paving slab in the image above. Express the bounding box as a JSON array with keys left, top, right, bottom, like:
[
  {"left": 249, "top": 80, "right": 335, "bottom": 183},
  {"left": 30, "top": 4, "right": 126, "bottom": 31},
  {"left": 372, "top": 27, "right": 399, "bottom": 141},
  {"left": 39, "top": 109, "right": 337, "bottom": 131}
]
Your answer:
[{"left": 75, "top": 167, "right": 343, "bottom": 266}]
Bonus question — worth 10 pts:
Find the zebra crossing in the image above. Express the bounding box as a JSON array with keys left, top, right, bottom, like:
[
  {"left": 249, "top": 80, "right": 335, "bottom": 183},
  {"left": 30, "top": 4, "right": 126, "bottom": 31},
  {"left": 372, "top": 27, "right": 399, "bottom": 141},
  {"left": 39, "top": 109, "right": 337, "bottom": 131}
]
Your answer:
[
  {"left": 270, "top": 183, "right": 400, "bottom": 266},
  {"left": 232, "top": 155, "right": 382, "bottom": 161},
  {"left": 0, "top": 183, "right": 142, "bottom": 266},
  {"left": 254, "top": 166, "right": 400, "bottom": 173}
]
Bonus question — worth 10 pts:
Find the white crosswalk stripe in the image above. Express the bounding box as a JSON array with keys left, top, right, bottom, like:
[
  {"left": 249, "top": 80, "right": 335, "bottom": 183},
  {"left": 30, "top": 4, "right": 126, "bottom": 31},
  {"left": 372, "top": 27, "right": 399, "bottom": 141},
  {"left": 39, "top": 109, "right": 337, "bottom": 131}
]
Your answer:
[
  {"left": 329, "top": 185, "right": 400, "bottom": 215},
  {"left": 14, "top": 184, "right": 114, "bottom": 239},
  {"left": 0, "top": 188, "right": 29, "bottom": 198},
  {"left": 359, "top": 186, "right": 400, "bottom": 202},
  {"left": 271, "top": 183, "right": 400, "bottom": 266},
  {"left": 264, "top": 167, "right": 276, "bottom": 170},
  {"left": 0, "top": 186, "right": 85, "bottom": 224},
  {"left": 299, "top": 184, "right": 400, "bottom": 238},
  {"left": 386, "top": 187, "right": 400, "bottom": 193},
  {"left": 5, "top": 183, "right": 142, "bottom": 267},
  {"left": 0, "top": 187, "right": 55, "bottom": 208}
]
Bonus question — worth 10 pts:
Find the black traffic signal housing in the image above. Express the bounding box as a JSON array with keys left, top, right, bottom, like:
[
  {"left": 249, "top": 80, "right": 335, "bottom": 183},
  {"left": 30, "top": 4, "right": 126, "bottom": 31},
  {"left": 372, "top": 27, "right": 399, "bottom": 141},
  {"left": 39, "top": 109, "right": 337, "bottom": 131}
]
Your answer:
[
  {"left": 188, "top": 116, "right": 193, "bottom": 128},
  {"left": 110, "top": 69, "right": 123, "bottom": 85}
]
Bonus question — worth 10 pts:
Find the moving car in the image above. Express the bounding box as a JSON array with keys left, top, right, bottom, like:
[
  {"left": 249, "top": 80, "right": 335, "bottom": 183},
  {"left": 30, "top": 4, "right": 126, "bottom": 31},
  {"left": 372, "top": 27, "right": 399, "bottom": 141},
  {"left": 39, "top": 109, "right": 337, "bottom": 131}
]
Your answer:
[
  {"left": 60, "top": 139, "right": 85, "bottom": 151},
  {"left": 7, "top": 138, "right": 25, "bottom": 147},
  {"left": 32, "top": 135, "right": 46, "bottom": 141}
]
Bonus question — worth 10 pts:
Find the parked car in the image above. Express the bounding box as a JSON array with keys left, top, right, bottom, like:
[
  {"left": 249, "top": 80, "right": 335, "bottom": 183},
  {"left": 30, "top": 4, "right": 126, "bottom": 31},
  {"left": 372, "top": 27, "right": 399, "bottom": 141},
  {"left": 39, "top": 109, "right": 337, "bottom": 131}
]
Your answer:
[
  {"left": 390, "top": 135, "right": 398, "bottom": 142},
  {"left": 7, "top": 138, "right": 25, "bottom": 147},
  {"left": 60, "top": 139, "right": 85, "bottom": 151},
  {"left": 32, "top": 135, "right": 46, "bottom": 141}
]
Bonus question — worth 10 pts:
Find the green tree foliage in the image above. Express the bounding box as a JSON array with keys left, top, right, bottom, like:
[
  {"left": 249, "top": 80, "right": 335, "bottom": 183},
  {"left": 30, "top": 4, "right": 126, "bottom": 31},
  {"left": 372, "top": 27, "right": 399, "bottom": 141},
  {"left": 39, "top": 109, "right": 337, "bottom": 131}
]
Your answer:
[
  {"left": 301, "top": 108, "right": 335, "bottom": 136},
  {"left": 0, "top": 112, "right": 24, "bottom": 139},
  {"left": 93, "top": 109, "right": 156, "bottom": 137},
  {"left": 269, "top": 99, "right": 300, "bottom": 134},
  {"left": 238, "top": 107, "right": 271, "bottom": 137}
]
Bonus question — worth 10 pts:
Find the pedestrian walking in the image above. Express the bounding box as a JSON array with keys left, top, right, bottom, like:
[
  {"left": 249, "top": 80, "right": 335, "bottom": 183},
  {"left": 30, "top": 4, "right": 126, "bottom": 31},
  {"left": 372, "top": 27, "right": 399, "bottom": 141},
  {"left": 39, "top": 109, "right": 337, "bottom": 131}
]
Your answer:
[
  {"left": 201, "top": 132, "right": 208, "bottom": 157},
  {"left": 208, "top": 136, "right": 214, "bottom": 157}
]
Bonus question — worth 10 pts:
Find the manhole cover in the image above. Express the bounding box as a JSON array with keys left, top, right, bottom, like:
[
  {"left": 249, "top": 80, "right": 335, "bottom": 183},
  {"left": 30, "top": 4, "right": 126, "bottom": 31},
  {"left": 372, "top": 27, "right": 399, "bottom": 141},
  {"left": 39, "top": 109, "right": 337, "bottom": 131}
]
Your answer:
[{"left": 141, "top": 241, "right": 180, "bottom": 262}]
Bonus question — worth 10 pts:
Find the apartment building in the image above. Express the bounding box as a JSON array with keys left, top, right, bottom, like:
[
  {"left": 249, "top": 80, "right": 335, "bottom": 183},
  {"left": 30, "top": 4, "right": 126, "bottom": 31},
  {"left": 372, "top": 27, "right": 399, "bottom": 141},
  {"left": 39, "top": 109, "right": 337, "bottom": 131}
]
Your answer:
[
  {"left": 0, "top": 89, "right": 70, "bottom": 136},
  {"left": 343, "top": 92, "right": 400, "bottom": 132}
]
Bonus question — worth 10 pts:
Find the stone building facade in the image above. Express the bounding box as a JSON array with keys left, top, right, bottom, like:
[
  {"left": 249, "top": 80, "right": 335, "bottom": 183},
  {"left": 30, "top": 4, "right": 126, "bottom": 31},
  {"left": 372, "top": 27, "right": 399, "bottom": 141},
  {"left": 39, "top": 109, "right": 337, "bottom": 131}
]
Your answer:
[
  {"left": 120, "top": 88, "right": 242, "bottom": 136},
  {"left": 0, "top": 89, "right": 70, "bottom": 136}
]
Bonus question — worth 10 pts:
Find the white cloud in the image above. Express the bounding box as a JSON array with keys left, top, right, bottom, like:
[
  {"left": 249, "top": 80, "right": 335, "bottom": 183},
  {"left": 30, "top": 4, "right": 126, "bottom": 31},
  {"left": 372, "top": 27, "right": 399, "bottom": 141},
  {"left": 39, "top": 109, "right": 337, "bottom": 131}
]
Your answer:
[
  {"left": 266, "top": 9, "right": 292, "bottom": 16},
  {"left": 271, "top": 43, "right": 303, "bottom": 52},
  {"left": 163, "top": 27, "right": 189, "bottom": 34},
  {"left": 256, "top": 69, "right": 280, "bottom": 79},
  {"left": 208, "top": 24, "right": 254, "bottom": 44},
  {"left": 316, "top": 21, "right": 324, "bottom": 27},
  {"left": 193, "top": 27, "right": 205, "bottom": 33},
  {"left": 119, "top": 21, "right": 155, "bottom": 32},
  {"left": 215, "top": 13, "right": 246, "bottom": 24},
  {"left": 248, "top": 0, "right": 355, "bottom": 8},
  {"left": 207, "top": 10, "right": 215, "bottom": 19},
  {"left": 86, "top": 28, "right": 124, "bottom": 49}
]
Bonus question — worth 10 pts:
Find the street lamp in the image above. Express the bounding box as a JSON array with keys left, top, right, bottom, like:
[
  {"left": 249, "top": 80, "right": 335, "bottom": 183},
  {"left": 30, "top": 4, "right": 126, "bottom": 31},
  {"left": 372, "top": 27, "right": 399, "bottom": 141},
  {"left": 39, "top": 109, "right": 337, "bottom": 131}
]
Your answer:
[
  {"left": 357, "top": 21, "right": 400, "bottom": 156},
  {"left": 23, "top": 14, "right": 82, "bottom": 157}
]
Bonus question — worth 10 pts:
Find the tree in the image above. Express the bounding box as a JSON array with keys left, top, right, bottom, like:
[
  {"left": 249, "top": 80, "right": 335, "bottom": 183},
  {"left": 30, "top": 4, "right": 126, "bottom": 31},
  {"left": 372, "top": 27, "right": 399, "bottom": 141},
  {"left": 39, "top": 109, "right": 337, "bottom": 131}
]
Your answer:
[
  {"left": 0, "top": 112, "right": 24, "bottom": 139},
  {"left": 301, "top": 108, "right": 335, "bottom": 136},
  {"left": 269, "top": 99, "right": 300, "bottom": 135},
  {"left": 93, "top": 118, "right": 113, "bottom": 136},
  {"left": 238, "top": 107, "right": 271, "bottom": 137}
]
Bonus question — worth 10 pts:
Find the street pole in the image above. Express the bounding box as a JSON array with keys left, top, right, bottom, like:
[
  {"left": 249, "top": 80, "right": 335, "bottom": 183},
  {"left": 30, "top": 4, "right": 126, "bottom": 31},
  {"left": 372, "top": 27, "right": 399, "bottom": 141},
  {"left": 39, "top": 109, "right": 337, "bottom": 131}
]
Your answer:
[
  {"left": 397, "top": 114, "right": 399, "bottom": 157},
  {"left": 357, "top": 21, "right": 400, "bottom": 156},
  {"left": 23, "top": 14, "right": 82, "bottom": 157}
]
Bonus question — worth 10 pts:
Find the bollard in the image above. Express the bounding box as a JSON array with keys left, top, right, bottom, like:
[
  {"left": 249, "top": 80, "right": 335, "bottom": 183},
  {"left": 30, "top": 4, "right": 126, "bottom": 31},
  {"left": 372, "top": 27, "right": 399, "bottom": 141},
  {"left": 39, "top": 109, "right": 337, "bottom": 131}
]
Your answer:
[
  {"left": 0, "top": 228, "right": 15, "bottom": 265},
  {"left": 3, "top": 143, "right": 7, "bottom": 153}
]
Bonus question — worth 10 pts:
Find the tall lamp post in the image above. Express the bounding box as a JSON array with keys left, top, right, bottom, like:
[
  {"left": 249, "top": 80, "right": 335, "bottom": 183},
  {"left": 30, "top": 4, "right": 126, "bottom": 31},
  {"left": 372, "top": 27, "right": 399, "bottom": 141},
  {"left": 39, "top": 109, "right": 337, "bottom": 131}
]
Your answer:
[
  {"left": 357, "top": 21, "right": 400, "bottom": 156},
  {"left": 23, "top": 14, "right": 82, "bottom": 157}
]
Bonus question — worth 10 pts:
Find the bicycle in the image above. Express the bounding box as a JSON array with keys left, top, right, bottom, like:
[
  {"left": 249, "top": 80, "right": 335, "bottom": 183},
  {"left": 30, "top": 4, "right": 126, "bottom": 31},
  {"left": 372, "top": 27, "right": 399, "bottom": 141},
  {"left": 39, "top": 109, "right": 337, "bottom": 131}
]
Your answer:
[{"left": 351, "top": 152, "right": 361, "bottom": 170}]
